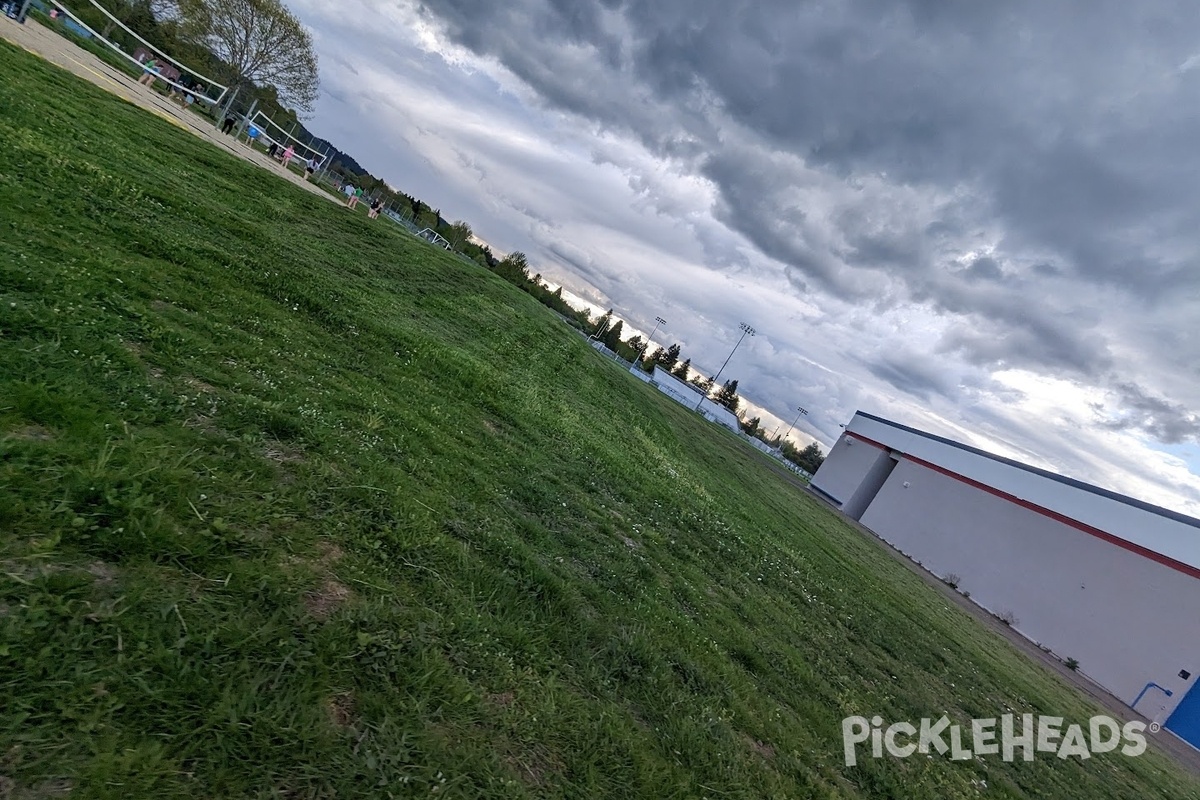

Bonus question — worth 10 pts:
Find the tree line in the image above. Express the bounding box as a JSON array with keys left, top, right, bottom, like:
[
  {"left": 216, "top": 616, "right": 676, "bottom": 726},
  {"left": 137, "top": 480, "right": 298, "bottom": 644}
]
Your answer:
[{"left": 477, "top": 256, "right": 826, "bottom": 474}]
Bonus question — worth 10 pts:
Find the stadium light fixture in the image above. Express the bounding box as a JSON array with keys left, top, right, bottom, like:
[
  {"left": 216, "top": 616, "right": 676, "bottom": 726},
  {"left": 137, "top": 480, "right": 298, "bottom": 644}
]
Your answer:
[
  {"left": 782, "top": 406, "right": 809, "bottom": 444},
  {"left": 638, "top": 316, "right": 667, "bottom": 363},
  {"left": 695, "top": 322, "right": 755, "bottom": 411}
]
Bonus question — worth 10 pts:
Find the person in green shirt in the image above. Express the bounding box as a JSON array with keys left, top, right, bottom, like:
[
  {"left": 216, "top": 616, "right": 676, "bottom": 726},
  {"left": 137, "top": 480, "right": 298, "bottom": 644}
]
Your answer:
[{"left": 138, "top": 56, "right": 160, "bottom": 87}]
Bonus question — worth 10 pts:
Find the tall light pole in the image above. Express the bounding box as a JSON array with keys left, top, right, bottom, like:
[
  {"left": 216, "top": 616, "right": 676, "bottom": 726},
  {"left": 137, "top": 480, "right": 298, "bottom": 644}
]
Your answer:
[
  {"left": 638, "top": 316, "right": 667, "bottom": 363},
  {"left": 782, "top": 406, "right": 809, "bottom": 444},
  {"left": 696, "top": 322, "right": 755, "bottom": 411}
]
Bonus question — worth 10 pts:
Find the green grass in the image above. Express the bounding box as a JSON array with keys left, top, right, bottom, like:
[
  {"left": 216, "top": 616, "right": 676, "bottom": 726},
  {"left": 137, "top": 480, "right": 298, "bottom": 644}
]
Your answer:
[{"left": 0, "top": 38, "right": 1196, "bottom": 799}]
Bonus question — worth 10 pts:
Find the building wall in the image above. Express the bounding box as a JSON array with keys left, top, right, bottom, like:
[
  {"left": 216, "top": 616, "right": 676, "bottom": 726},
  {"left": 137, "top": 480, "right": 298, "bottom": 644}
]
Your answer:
[
  {"left": 810, "top": 434, "right": 890, "bottom": 506},
  {"left": 845, "top": 414, "right": 1200, "bottom": 569},
  {"left": 857, "top": 454, "right": 1200, "bottom": 722},
  {"left": 810, "top": 416, "right": 1200, "bottom": 733}
]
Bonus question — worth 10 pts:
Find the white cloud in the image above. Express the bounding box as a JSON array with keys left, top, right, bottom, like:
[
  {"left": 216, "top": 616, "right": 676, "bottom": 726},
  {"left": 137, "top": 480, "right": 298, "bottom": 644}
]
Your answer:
[{"left": 287, "top": 0, "right": 1200, "bottom": 517}]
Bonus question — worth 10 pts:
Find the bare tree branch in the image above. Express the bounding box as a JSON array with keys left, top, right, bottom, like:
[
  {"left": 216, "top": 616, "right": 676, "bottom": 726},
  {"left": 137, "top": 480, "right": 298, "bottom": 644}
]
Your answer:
[{"left": 179, "top": 0, "right": 318, "bottom": 114}]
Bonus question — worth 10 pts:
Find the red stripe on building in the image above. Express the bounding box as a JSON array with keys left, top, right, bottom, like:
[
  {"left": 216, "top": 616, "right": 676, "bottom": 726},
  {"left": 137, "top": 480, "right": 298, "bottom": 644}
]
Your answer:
[{"left": 842, "top": 431, "right": 1200, "bottom": 581}]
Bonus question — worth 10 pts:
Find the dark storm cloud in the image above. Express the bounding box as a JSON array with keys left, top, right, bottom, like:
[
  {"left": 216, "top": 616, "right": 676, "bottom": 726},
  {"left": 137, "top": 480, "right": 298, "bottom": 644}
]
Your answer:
[
  {"left": 1100, "top": 384, "right": 1200, "bottom": 444},
  {"left": 863, "top": 352, "right": 955, "bottom": 402},
  {"left": 419, "top": 0, "right": 1200, "bottom": 364}
]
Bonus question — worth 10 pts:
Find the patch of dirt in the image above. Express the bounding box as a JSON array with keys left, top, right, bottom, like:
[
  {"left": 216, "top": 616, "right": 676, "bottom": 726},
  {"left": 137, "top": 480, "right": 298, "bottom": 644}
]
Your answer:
[
  {"left": 326, "top": 692, "right": 357, "bottom": 730},
  {"left": 304, "top": 578, "right": 351, "bottom": 621},
  {"left": 483, "top": 419, "right": 501, "bottom": 434},
  {"left": 619, "top": 535, "right": 641, "bottom": 550},
  {"left": 184, "top": 377, "right": 217, "bottom": 394},
  {"left": 315, "top": 541, "right": 343, "bottom": 568},
  {"left": 742, "top": 733, "right": 776, "bottom": 760},
  {"left": 504, "top": 744, "right": 564, "bottom": 790},
  {"left": 85, "top": 561, "right": 119, "bottom": 587},
  {"left": 488, "top": 691, "right": 515, "bottom": 709},
  {"left": 183, "top": 414, "right": 224, "bottom": 437},
  {"left": 264, "top": 440, "right": 305, "bottom": 464},
  {"left": 0, "top": 777, "right": 73, "bottom": 800},
  {"left": 150, "top": 300, "right": 177, "bottom": 312},
  {"left": 6, "top": 425, "right": 54, "bottom": 442}
]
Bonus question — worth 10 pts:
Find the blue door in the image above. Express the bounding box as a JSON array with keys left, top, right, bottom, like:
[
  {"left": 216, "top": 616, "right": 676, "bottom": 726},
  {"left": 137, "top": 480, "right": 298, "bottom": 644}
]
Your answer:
[{"left": 1166, "top": 681, "right": 1200, "bottom": 749}]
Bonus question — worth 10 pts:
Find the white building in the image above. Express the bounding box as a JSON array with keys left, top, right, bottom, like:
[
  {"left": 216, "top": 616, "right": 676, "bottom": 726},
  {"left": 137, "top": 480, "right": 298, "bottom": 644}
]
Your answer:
[{"left": 811, "top": 411, "right": 1200, "bottom": 750}]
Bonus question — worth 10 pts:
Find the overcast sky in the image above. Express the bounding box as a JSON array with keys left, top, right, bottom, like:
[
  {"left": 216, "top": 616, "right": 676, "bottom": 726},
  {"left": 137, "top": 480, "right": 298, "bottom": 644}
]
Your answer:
[{"left": 288, "top": 0, "right": 1200, "bottom": 516}]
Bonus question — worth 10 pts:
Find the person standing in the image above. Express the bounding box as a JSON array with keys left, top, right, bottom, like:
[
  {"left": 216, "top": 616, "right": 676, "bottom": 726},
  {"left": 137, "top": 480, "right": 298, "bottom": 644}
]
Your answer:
[
  {"left": 281, "top": 145, "right": 295, "bottom": 169},
  {"left": 344, "top": 184, "right": 358, "bottom": 208},
  {"left": 138, "top": 56, "right": 160, "bottom": 86}
]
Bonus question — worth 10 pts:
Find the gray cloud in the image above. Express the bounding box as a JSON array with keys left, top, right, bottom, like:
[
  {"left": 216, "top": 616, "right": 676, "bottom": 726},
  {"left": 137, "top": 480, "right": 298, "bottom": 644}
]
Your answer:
[
  {"left": 289, "top": 0, "right": 1200, "bottom": 511},
  {"left": 862, "top": 351, "right": 956, "bottom": 402},
  {"left": 1099, "top": 384, "right": 1200, "bottom": 444}
]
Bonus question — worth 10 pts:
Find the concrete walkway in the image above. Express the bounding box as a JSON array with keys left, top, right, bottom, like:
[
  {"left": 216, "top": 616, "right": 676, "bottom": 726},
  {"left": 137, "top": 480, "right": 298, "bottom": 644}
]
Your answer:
[{"left": 0, "top": 13, "right": 340, "bottom": 204}]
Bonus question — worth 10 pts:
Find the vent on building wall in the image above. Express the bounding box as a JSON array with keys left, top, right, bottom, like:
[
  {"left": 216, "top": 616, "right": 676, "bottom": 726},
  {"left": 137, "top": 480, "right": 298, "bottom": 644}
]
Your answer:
[{"left": 1181, "top": 670, "right": 1192, "bottom": 681}]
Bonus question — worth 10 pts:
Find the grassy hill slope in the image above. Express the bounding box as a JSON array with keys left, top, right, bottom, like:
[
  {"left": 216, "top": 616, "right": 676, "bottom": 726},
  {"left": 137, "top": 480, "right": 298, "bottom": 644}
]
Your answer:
[{"left": 0, "top": 40, "right": 1196, "bottom": 799}]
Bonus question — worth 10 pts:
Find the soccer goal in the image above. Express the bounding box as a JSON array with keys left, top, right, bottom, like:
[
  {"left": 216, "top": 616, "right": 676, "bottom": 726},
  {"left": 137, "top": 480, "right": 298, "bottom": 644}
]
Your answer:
[
  {"left": 47, "top": 0, "right": 229, "bottom": 106},
  {"left": 417, "top": 228, "right": 453, "bottom": 250},
  {"left": 248, "top": 110, "right": 328, "bottom": 167}
]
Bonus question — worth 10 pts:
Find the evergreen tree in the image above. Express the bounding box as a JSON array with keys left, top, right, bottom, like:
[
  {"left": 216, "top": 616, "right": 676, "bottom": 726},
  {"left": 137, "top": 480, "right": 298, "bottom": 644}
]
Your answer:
[
  {"left": 592, "top": 309, "right": 614, "bottom": 338},
  {"left": 670, "top": 358, "right": 691, "bottom": 380},
  {"left": 601, "top": 319, "right": 625, "bottom": 349},
  {"left": 656, "top": 343, "right": 682, "bottom": 370},
  {"left": 713, "top": 379, "right": 740, "bottom": 411}
]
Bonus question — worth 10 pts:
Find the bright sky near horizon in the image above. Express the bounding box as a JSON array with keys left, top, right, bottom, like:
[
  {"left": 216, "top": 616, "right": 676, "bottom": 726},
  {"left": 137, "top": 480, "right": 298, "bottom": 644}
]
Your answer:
[{"left": 288, "top": 0, "right": 1200, "bottom": 517}]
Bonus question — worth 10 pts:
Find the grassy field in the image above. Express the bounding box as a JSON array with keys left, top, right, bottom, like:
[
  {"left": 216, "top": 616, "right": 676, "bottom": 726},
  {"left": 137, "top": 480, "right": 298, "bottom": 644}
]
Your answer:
[{"left": 0, "top": 39, "right": 1196, "bottom": 799}]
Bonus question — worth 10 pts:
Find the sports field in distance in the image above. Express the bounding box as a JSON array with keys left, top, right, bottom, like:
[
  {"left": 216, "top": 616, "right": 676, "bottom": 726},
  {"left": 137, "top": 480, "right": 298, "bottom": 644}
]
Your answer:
[{"left": 1, "top": 39, "right": 1197, "bottom": 799}]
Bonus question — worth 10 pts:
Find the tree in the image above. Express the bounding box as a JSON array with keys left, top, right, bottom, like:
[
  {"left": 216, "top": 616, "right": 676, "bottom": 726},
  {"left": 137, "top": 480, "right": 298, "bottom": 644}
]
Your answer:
[
  {"left": 670, "top": 358, "right": 691, "bottom": 380},
  {"left": 447, "top": 220, "right": 472, "bottom": 251},
  {"left": 655, "top": 343, "right": 681, "bottom": 370},
  {"left": 713, "top": 379, "right": 740, "bottom": 412},
  {"left": 592, "top": 309, "right": 613, "bottom": 338},
  {"left": 182, "top": 0, "right": 320, "bottom": 115},
  {"left": 626, "top": 335, "right": 644, "bottom": 354},
  {"left": 795, "top": 442, "right": 825, "bottom": 474},
  {"left": 690, "top": 374, "right": 713, "bottom": 394},
  {"left": 741, "top": 416, "right": 762, "bottom": 437},
  {"left": 601, "top": 319, "right": 624, "bottom": 349},
  {"left": 495, "top": 252, "right": 530, "bottom": 284}
]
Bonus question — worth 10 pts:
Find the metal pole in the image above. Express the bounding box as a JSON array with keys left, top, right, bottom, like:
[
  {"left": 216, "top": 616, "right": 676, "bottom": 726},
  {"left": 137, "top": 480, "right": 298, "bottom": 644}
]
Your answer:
[
  {"left": 695, "top": 322, "right": 755, "bottom": 411},
  {"left": 783, "top": 407, "right": 808, "bottom": 444},
  {"left": 588, "top": 316, "right": 612, "bottom": 343},
  {"left": 638, "top": 316, "right": 667, "bottom": 364},
  {"left": 236, "top": 98, "right": 258, "bottom": 142}
]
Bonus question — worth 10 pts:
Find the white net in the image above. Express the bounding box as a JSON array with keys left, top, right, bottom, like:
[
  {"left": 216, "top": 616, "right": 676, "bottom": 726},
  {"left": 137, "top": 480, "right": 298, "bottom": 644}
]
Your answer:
[
  {"left": 250, "top": 111, "right": 326, "bottom": 166},
  {"left": 49, "top": 0, "right": 229, "bottom": 105}
]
